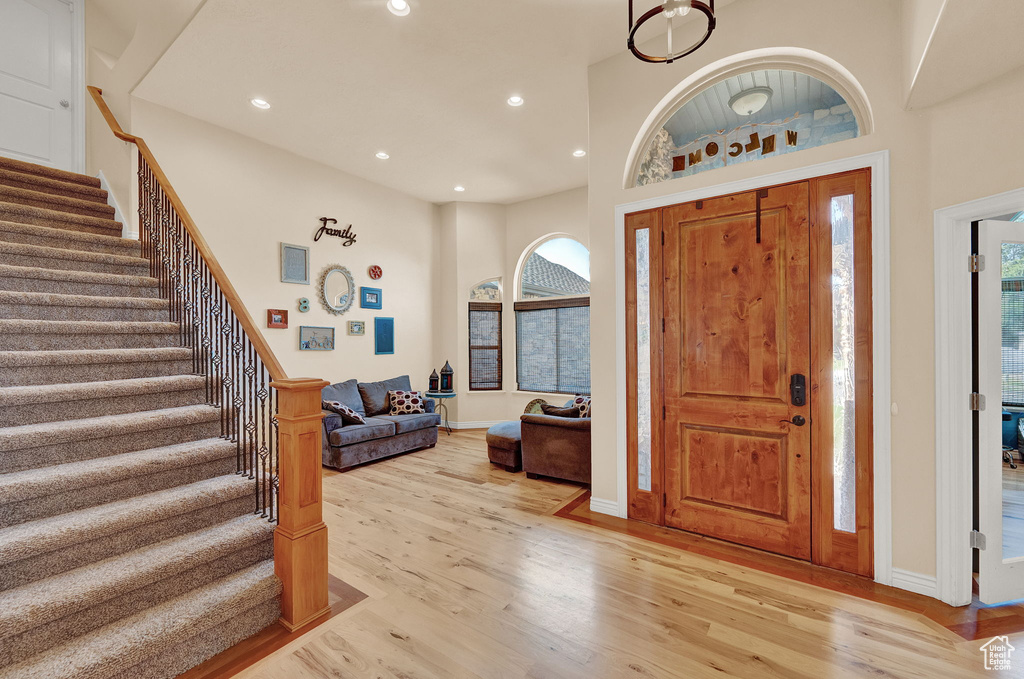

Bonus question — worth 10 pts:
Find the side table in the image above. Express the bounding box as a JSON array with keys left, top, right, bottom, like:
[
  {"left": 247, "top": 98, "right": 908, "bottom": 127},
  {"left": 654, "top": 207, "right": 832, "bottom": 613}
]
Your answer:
[{"left": 425, "top": 391, "right": 456, "bottom": 435}]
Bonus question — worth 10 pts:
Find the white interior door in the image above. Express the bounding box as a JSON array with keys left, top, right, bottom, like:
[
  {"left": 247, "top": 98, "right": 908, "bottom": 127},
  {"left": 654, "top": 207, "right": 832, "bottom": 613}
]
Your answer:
[
  {"left": 978, "top": 218, "right": 1024, "bottom": 604},
  {"left": 0, "top": 0, "right": 75, "bottom": 170}
]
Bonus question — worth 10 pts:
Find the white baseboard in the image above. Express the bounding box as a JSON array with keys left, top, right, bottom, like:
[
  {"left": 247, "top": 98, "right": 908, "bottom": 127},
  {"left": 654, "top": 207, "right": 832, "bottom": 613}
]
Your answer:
[
  {"left": 891, "top": 568, "right": 938, "bottom": 598},
  {"left": 448, "top": 420, "right": 504, "bottom": 430},
  {"left": 590, "top": 497, "right": 624, "bottom": 518},
  {"left": 97, "top": 170, "right": 134, "bottom": 239}
]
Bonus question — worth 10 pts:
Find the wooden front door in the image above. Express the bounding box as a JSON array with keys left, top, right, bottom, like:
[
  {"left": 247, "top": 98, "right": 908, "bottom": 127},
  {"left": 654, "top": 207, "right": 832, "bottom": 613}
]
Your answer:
[{"left": 661, "top": 182, "right": 812, "bottom": 559}]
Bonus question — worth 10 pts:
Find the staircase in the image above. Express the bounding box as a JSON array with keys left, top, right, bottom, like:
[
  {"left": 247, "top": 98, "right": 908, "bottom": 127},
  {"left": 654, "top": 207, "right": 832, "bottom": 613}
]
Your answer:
[{"left": 0, "top": 156, "right": 282, "bottom": 679}]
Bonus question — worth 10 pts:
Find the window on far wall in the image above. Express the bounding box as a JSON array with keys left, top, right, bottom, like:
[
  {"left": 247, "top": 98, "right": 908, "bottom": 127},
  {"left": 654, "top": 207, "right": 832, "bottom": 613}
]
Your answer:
[
  {"left": 469, "top": 279, "right": 502, "bottom": 391},
  {"left": 515, "top": 237, "right": 591, "bottom": 395}
]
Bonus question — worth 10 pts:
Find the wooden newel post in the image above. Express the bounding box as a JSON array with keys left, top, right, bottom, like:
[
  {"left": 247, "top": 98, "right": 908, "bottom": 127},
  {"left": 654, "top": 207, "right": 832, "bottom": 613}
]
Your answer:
[{"left": 270, "top": 377, "right": 331, "bottom": 631}]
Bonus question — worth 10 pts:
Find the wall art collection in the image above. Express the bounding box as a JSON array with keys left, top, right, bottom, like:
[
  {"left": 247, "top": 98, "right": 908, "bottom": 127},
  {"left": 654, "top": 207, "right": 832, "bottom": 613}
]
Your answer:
[{"left": 274, "top": 226, "right": 392, "bottom": 352}]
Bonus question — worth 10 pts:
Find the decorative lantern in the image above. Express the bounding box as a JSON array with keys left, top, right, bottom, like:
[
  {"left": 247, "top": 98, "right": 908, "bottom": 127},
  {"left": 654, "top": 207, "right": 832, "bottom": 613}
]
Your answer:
[
  {"left": 440, "top": 361, "right": 454, "bottom": 392},
  {"left": 428, "top": 369, "right": 439, "bottom": 392}
]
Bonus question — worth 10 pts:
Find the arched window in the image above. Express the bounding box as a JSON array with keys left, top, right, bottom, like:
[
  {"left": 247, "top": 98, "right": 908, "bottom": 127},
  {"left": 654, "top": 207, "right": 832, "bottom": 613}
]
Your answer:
[
  {"left": 636, "top": 69, "right": 862, "bottom": 187},
  {"left": 470, "top": 277, "right": 502, "bottom": 301},
  {"left": 518, "top": 237, "right": 590, "bottom": 300},
  {"left": 468, "top": 278, "right": 502, "bottom": 391},
  {"left": 515, "top": 237, "right": 590, "bottom": 395}
]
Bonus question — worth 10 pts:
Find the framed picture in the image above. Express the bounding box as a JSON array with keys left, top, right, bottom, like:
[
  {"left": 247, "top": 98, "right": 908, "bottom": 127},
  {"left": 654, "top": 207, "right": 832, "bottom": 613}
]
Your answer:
[
  {"left": 281, "top": 243, "right": 310, "bottom": 284},
  {"left": 360, "top": 287, "right": 382, "bottom": 309},
  {"left": 348, "top": 320, "right": 365, "bottom": 336},
  {"left": 298, "top": 326, "right": 335, "bottom": 351},
  {"left": 374, "top": 317, "right": 394, "bottom": 355},
  {"left": 267, "top": 309, "right": 288, "bottom": 328}
]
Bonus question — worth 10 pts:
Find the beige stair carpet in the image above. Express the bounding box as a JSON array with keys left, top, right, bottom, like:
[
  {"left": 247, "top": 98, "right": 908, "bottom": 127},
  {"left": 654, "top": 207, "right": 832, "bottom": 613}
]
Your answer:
[{"left": 0, "top": 155, "right": 281, "bottom": 678}]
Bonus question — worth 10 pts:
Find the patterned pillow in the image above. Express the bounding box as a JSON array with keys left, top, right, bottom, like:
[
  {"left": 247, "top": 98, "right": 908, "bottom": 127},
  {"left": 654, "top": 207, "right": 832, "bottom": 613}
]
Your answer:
[
  {"left": 571, "top": 395, "right": 592, "bottom": 418},
  {"left": 322, "top": 400, "right": 365, "bottom": 425},
  {"left": 388, "top": 390, "right": 426, "bottom": 415}
]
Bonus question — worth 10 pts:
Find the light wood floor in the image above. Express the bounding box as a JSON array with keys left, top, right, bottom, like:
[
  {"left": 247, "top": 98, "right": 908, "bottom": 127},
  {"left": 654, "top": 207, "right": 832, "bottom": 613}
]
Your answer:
[{"left": 233, "top": 431, "right": 1008, "bottom": 678}]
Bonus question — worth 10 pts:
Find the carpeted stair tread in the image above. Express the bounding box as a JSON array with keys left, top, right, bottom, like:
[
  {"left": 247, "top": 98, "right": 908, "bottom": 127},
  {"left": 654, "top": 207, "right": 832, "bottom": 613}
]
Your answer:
[
  {"left": 0, "top": 220, "right": 139, "bottom": 255},
  {"left": 0, "top": 346, "right": 189, "bottom": 367},
  {"left": 0, "top": 403, "right": 217, "bottom": 453},
  {"left": 0, "top": 290, "right": 166, "bottom": 310},
  {"left": 0, "top": 185, "right": 114, "bottom": 220},
  {"left": 0, "top": 438, "right": 236, "bottom": 507},
  {"left": 0, "top": 263, "right": 158, "bottom": 296},
  {"left": 0, "top": 157, "right": 100, "bottom": 189},
  {"left": 0, "top": 475, "right": 252, "bottom": 566},
  {"left": 0, "top": 240, "right": 147, "bottom": 269},
  {"left": 0, "top": 560, "right": 281, "bottom": 679},
  {"left": 0, "top": 318, "right": 177, "bottom": 336},
  {"left": 0, "top": 201, "right": 121, "bottom": 236},
  {"left": 0, "top": 375, "right": 205, "bottom": 408},
  {"left": 0, "top": 515, "right": 274, "bottom": 641},
  {"left": 0, "top": 167, "right": 108, "bottom": 204}
]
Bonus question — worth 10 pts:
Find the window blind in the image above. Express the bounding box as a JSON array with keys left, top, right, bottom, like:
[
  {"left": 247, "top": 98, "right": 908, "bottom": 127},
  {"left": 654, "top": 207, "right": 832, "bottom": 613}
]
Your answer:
[
  {"left": 469, "top": 302, "right": 502, "bottom": 391},
  {"left": 1003, "top": 279, "right": 1024, "bottom": 406},
  {"left": 515, "top": 298, "right": 590, "bottom": 395}
]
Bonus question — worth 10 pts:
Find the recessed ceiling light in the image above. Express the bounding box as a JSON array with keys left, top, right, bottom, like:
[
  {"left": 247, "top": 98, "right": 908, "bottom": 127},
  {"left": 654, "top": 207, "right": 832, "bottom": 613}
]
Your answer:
[
  {"left": 250, "top": 98, "right": 271, "bottom": 110},
  {"left": 386, "top": 0, "right": 410, "bottom": 16},
  {"left": 454, "top": 186, "right": 466, "bottom": 192},
  {"left": 573, "top": 149, "right": 587, "bottom": 158},
  {"left": 375, "top": 151, "right": 390, "bottom": 160},
  {"left": 506, "top": 95, "right": 524, "bottom": 107},
  {"left": 728, "top": 87, "right": 773, "bottom": 116}
]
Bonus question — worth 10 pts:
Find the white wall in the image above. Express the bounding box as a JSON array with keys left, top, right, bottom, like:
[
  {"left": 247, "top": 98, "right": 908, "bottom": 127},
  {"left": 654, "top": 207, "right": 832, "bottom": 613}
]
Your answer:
[
  {"left": 130, "top": 98, "right": 439, "bottom": 387},
  {"left": 588, "top": 0, "right": 1024, "bottom": 579}
]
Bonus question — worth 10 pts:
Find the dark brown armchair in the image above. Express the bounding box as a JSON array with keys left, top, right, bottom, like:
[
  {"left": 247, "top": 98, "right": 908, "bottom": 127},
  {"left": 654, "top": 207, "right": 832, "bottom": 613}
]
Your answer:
[{"left": 519, "top": 413, "right": 591, "bottom": 485}]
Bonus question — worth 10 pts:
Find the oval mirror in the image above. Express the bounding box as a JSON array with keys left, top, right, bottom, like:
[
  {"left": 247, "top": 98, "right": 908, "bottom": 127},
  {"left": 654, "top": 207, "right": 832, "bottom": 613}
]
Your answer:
[{"left": 318, "top": 265, "right": 355, "bottom": 315}]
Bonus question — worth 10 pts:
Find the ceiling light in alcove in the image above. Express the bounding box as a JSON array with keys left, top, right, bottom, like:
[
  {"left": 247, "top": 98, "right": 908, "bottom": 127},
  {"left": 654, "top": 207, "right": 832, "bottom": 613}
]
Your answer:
[
  {"left": 506, "top": 95, "right": 524, "bottom": 107},
  {"left": 728, "top": 87, "right": 773, "bottom": 116},
  {"left": 375, "top": 151, "right": 390, "bottom": 160},
  {"left": 250, "top": 98, "right": 271, "bottom": 110},
  {"left": 387, "top": 0, "right": 410, "bottom": 17},
  {"left": 573, "top": 149, "right": 587, "bottom": 158},
  {"left": 454, "top": 186, "right": 466, "bottom": 192}
]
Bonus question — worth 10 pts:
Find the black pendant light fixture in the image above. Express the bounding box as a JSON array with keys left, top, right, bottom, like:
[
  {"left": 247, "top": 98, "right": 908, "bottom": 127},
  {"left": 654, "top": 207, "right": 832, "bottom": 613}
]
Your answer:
[{"left": 628, "top": 0, "right": 716, "bottom": 64}]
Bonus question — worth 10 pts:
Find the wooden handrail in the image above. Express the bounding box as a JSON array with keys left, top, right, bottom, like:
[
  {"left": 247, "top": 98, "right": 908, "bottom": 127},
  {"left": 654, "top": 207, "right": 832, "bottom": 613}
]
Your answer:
[{"left": 88, "top": 86, "right": 287, "bottom": 382}]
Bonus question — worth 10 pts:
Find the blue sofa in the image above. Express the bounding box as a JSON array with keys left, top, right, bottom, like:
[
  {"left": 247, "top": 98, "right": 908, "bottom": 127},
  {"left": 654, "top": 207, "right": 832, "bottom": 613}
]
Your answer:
[{"left": 321, "top": 375, "right": 440, "bottom": 471}]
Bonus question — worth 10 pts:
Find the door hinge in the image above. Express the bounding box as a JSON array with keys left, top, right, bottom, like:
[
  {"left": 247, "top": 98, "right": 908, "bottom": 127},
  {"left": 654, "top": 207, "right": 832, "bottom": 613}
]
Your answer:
[
  {"left": 662, "top": 318, "right": 665, "bottom": 333},
  {"left": 970, "top": 392, "right": 986, "bottom": 411},
  {"left": 662, "top": 405, "right": 666, "bottom": 420},
  {"left": 971, "top": 530, "right": 987, "bottom": 550},
  {"left": 661, "top": 231, "right": 665, "bottom": 246},
  {"left": 663, "top": 493, "right": 667, "bottom": 507},
  {"left": 970, "top": 254, "right": 985, "bottom": 273}
]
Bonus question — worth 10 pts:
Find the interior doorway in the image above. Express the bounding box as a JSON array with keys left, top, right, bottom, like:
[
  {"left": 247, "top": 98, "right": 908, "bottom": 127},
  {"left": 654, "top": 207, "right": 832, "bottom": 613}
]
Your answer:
[
  {"left": 974, "top": 216, "right": 1024, "bottom": 604},
  {"left": 625, "top": 168, "right": 874, "bottom": 577},
  {"left": 0, "top": 0, "right": 84, "bottom": 172}
]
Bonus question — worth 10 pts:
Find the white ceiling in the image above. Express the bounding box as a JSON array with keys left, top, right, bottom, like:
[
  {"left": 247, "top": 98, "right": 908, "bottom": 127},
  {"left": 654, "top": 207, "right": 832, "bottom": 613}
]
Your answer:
[
  {"left": 134, "top": 0, "right": 631, "bottom": 205},
  {"left": 663, "top": 70, "right": 845, "bottom": 146}
]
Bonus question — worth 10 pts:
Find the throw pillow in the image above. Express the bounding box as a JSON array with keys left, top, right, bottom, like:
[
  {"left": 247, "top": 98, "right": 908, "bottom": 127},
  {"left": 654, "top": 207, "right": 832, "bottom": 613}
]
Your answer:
[
  {"left": 570, "top": 395, "right": 592, "bottom": 418},
  {"left": 541, "top": 404, "right": 580, "bottom": 418},
  {"left": 388, "top": 390, "right": 426, "bottom": 415},
  {"left": 322, "top": 400, "right": 366, "bottom": 425}
]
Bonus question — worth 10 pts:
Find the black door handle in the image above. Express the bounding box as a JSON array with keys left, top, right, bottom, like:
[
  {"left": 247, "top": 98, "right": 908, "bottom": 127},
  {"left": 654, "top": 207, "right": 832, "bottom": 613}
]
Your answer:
[{"left": 780, "top": 415, "right": 806, "bottom": 427}]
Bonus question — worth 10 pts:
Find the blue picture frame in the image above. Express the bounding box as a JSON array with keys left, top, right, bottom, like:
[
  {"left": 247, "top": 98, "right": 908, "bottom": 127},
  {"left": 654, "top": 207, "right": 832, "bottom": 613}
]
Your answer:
[
  {"left": 298, "top": 326, "right": 335, "bottom": 351},
  {"left": 360, "top": 286, "right": 382, "bottom": 309},
  {"left": 374, "top": 317, "right": 394, "bottom": 355}
]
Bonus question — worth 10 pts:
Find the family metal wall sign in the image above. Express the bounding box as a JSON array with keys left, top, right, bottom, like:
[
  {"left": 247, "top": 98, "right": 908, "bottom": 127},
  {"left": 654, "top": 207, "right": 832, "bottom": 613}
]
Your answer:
[{"left": 314, "top": 217, "right": 357, "bottom": 246}]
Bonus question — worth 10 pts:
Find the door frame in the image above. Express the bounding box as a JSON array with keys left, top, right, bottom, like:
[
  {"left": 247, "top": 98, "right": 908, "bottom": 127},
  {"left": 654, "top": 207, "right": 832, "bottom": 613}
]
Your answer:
[
  {"left": 63, "top": 0, "right": 85, "bottom": 173},
  {"left": 612, "top": 149, "right": 892, "bottom": 586},
  {"left": 934, "top": 187, "right": 1024, "bottom": 606}
]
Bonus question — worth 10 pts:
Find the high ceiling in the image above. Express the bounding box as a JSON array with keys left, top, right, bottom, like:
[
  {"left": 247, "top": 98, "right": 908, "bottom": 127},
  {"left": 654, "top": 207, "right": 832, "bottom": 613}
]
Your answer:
[{"left": 134, "top": 0, "right": 630, "bottom": 205}]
